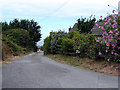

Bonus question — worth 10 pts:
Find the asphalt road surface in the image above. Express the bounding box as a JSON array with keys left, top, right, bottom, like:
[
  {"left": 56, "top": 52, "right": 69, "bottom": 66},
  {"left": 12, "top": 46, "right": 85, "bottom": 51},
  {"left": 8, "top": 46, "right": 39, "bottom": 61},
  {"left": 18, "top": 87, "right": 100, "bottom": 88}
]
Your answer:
[{"left": 2, "top": 51, "right": 119, "bottom": 88}]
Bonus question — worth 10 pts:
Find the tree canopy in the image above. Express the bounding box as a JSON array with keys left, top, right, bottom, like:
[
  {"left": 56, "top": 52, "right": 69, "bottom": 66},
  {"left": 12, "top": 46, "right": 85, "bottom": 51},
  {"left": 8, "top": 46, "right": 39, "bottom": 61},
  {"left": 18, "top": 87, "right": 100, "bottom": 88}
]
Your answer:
[
  {"left": 77, "top": 15, "right": 96, "bottom": 34},
  {"left": 1, "top": 19, "right": 41, "bottom": 51}
]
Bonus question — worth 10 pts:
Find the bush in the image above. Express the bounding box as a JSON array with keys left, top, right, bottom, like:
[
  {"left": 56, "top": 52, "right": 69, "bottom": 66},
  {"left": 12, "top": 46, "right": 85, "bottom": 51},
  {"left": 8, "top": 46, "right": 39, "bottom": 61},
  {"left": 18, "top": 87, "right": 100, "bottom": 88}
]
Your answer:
[
  {"left": 95, "top": 11, "right": 120, "bottom": 62},
  {"left": 34, "top": 46, "right": 38, "bottom": 52},
  {"left": 61, "top": 37, "right": 75, "bottom": 55},
  {"left": 43, "top": 36, "right": 51, "bottom": 55},
  {"left": 3, "top": 40, "right": 24, "bottom": 56},
  {"left": 73, "top": 34, "right": 99, "bottom": 59},
  {"left": 2, "top": 19, "right": 42, "bottom": 51},
  {"left": 50, "top": 31, "right": 67, "bottom": 54},
  {"left": 3, "top": 29, "right": 30, "bottom": 48}
]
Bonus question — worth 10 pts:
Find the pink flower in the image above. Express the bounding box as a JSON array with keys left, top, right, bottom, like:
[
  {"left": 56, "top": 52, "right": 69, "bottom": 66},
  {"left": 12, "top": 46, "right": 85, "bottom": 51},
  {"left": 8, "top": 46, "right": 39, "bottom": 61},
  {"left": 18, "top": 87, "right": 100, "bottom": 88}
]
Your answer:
[
  {"left": 109, "top": 39, "right": 113, "bottom": 42},
  {"left": 112, "top": 10, "right": 115, "bottom": 13},
  {"left": 107, "top": 20, "right": 110, "bottom": 23},
  {"left": 114, "top": 53, "right": 118, "bottom": 56},
  {"left": 98, "top": 37, "right": 101, "bottom": 39},
  {"left": 106, "top": 43, "right": 110, "bottom": 46},
  {"left": 103, "top": 31, "right": 107, "bottom": 35},
  {"left": 114, "top": 28, "right": 118, "bottom": 31},
  {"left": 118, "top": 47, "right": 120, "bottom": 49},
  {"left": 106, "top": 47, "right": 109, "bottom": 49},
  {"left": 105, "top": 40, "right": 107, "bottom": 43},
  {"left": 104, "top": 22, "right": 107, "bottom": 25},
  {"left": 96, "top": 40, "right": 99, "bottom": 42},
  {"left": 109, "top": 31, "right": 113, "bottom": 34},
  {"left": 106, "top": 50, "right": 108, "bottom": 52},
  {"left": 99, "top": 52, "right": 102, "bottom": 55},
  {"left": 115, "top": 32, "right": 119, "bottom": 36},
  {"left": 112, "top": 26, "right": 114, "bottom": 29},
  {"left": 112, "top": 44, "right": 115, "bottom": 48},
  {"left": 101, "top": 27, "right": 104, "bottom": 30},
  {"left": 110, "top": 36, "right": 113, "bottom": 39},
  {"left": 112, "top": 16, "right": 115, "bottom": 19},
  {"left": 107, "top": 59, "right": 110, "bottom": 62},
  {"left": 113, "top": 20, "right": 116, "bottom": 22},
  {"left": 96, "top": 23, "right": 98, "bottom": 26},
  {"left": 106, "top": 16, "right": 109, "bottom": 19},
  {"left": 111, "top": 51, "right": 114, "bottom": 54}
]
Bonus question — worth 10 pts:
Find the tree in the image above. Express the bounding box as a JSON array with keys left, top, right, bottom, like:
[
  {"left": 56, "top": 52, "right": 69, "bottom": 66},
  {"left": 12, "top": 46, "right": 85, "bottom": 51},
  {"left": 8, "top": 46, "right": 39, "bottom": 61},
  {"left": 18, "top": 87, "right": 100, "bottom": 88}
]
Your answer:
[
  {"left": 77, "top": 15, "right": 96, "bottom": 34},
  {"left": 2, "top": 19, "right": 42, "bottom": 51},
  {"left": 1, "top": 22, "right": 9, "bottom": 31},
  {"left": 4, "top": 29, "right": 30, "bottom": 48}
]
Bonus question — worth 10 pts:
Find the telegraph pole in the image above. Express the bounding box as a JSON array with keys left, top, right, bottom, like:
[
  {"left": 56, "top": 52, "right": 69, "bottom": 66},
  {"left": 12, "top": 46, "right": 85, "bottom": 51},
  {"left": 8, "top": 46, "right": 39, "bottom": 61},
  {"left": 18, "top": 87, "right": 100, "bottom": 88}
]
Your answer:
[{"left": 118, "top": 1, "right": 120, "bottom": 16}]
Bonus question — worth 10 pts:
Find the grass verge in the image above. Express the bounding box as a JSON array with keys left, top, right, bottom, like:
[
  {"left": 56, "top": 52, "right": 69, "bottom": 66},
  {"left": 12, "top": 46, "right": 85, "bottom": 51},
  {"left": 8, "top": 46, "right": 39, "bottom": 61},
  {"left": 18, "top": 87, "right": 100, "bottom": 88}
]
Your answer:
[{"left": 45, "top": 54, "right": 119, "bottom": 76}]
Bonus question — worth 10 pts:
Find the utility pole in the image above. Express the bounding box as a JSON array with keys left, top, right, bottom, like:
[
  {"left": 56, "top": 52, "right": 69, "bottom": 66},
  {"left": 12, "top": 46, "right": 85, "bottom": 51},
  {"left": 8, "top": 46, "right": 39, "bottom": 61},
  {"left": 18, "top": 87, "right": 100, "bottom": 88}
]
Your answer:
[{"left": 118, "top": 1, "right": 120, "bottom": 16}]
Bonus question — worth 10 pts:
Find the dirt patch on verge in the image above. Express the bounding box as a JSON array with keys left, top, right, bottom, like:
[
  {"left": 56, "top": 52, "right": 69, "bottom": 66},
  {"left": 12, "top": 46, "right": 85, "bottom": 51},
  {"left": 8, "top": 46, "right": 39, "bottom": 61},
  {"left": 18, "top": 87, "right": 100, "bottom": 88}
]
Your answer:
[
  {"left": 2, "top": 56, "right": 20, "bottom": 64},
  {"left": 2, "top": 51, "right": 33, "bottom": 65}
]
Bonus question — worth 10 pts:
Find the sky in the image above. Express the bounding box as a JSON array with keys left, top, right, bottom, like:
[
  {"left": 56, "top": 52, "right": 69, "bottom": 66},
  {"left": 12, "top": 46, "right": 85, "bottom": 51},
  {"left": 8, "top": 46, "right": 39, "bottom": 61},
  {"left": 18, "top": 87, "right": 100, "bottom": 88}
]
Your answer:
[{"left": 0, "top": 0, "right": 119, "bottom": 46}]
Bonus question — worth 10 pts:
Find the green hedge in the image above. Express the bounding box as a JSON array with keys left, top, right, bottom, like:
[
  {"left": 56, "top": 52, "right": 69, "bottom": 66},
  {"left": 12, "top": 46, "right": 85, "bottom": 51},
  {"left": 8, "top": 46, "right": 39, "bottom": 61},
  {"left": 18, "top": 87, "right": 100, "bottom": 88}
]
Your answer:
[
  {"left": 43, "top": 36, "right": 51, "bottom": 55},
  {"left": 43, "top": 31, "right": 120, "bottom": 63}
]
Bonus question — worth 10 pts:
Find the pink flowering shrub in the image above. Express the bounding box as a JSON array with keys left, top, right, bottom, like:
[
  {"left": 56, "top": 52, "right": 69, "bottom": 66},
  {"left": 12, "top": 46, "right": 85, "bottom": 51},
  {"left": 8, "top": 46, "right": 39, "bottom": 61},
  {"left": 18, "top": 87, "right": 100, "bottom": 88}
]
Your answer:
[{"left": 96, "top": 10, "right": 120, "bottom": 62}]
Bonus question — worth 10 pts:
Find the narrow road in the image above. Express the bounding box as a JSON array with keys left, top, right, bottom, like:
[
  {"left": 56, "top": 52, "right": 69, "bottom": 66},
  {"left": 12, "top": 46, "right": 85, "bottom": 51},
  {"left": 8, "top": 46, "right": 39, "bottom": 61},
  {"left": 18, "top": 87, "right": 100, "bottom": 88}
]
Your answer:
[{"left": 2, "top": 51, "right": 118, "bottom": 88}]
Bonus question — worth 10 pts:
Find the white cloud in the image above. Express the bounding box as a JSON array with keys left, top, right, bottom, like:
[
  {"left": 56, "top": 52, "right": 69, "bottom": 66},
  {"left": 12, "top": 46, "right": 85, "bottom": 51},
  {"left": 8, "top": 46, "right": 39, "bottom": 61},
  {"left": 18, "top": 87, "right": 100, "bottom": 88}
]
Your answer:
[
  {"left": 1, "top": 0, "right": 119, "bottom": 19},
  {"left": 50, "top": 0, "right": 119, "bottom": 17}
]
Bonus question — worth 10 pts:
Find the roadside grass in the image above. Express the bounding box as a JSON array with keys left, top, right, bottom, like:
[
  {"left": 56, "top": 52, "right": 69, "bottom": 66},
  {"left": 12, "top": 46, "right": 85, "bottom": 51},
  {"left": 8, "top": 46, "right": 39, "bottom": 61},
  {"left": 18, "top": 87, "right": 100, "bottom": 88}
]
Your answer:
[{"left": 45, "top": 54, "right": 119, "bottom": 76}]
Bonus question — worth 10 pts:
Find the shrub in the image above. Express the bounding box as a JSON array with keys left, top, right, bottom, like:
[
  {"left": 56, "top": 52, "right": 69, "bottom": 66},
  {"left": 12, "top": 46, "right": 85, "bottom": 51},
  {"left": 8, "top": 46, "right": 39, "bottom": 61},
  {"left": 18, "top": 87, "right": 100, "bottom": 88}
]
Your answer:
[
  {"left": 73, "top": 34, "right": 88, "bottom": 57},
  {"left": 2, "top": 19, "right": 42, "bottom": 51},
  {"left": 50, "top": 31, "right": 67, "bottom": 54},
  {"left": 95, "top": 10, "right": 120, "bottom": 62},
  {"left": 61, "top": 37, "right": 75, "bottom": 55},
  {"left": 43, "top": 36, "right": 51, "bottom": 55},
  {"left": 3, "top": 29, "right": 30, "bottom": 48},
  {"left": 3, "top": 40, "right": 24, "bottom": 56},
  {"left": 73, "top": 34, "right": 99, "bottom": 59}
]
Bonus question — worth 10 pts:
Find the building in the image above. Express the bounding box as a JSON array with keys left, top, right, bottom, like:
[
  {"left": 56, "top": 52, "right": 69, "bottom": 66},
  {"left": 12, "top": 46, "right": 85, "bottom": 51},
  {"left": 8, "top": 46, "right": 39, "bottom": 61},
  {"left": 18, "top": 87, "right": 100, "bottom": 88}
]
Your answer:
[
  {"left": 69, "top": 21, "right": 104, "bottom": 35},
  {"left": 69, "top": 23, "right": 77, "bottom": 32},
  {"left": 91, "top": 22, "right": 104, "bottom": 35}
]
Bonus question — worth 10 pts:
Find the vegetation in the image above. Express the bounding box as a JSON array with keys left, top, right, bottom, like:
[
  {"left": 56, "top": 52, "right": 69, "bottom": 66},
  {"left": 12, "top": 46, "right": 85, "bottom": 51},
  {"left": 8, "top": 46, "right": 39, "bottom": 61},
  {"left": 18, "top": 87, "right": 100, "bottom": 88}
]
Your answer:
[
  {"left": 43, "top": 11, "right": 120, "bottom": 63},
  {"left": 50, "top": 31, "right": 67, "bottom": 54},
  {"left": 3, "top": 29, "right": 30, "bottom": 48},
  {"left": 43, "top": 36, "right": 51, "bottom": 55},
  {"left": 77, "top": 15, "right": 96, "bottom": 34},
  {"left": 1, "top": 19, "right": 41, "bottom": 51},
  {"left": 46, "top": 54, "right": 119, "bottom": 76},
  {"left": 95, "top": 12, "right": 120, "bottom": 62},
  {"left": 1, "top": 19, "right": 42, "bottom": 61}
]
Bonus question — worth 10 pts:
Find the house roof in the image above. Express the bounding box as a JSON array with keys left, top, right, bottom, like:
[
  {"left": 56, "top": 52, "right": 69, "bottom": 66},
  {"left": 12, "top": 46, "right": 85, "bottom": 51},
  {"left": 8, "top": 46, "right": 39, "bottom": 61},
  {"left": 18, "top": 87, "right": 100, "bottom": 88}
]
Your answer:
[
  {"left": 69, "top": 21, "right": 104, "bottom": 35},
  {"left": 69, "top": 23, "right": 77, "bottom": 32},
  {"left": 91, "top": 22, "right": 104, "bottom": 35}
]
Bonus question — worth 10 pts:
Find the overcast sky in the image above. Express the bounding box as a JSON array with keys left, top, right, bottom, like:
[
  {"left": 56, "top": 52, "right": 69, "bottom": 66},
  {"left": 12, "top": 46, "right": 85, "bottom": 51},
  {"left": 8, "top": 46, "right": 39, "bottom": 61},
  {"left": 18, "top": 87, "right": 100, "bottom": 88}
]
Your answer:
[{"left": 0, "top": 0, "right": 119, "bottom": 46}]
